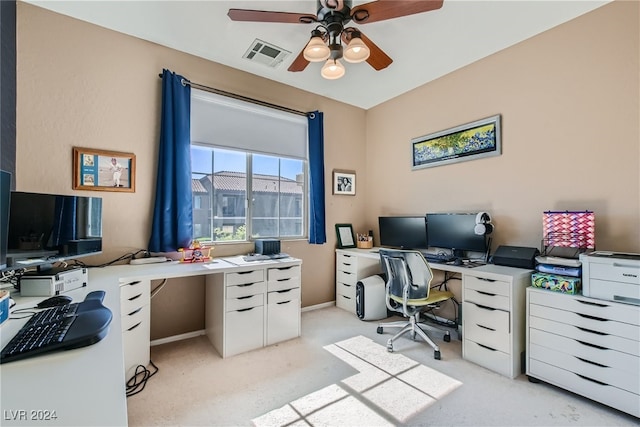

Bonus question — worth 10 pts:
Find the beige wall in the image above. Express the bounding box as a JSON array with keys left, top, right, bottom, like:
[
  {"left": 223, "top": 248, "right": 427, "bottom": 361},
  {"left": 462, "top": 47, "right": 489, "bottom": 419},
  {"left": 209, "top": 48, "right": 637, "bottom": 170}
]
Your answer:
[
  {"left": 15, "top": 1, "right": 639, "bottom": 339},
  {"left": 366, "top": 0, "right": 639, "bottom": 254}
]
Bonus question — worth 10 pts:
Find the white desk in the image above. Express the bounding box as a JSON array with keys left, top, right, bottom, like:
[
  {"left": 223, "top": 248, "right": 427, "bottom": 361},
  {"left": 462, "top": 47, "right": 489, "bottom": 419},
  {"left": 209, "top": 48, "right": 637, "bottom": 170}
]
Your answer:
[
  {"left": 0, "top": 256, "right": 301, "bottom": 426},
  {"left": 335, "top": 248, "right": 532, "bottom": 378}
]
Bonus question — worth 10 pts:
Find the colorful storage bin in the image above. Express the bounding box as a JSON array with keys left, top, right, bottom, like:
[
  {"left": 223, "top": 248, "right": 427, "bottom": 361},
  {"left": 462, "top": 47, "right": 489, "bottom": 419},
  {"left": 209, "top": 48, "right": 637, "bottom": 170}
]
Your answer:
[{"left": 531, "top": 272, "right": 581, "bottom": 294}]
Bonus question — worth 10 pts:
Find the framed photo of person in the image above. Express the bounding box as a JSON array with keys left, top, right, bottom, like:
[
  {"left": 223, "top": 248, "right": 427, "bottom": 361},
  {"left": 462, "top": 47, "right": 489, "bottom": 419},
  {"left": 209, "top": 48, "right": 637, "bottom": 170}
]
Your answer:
[
  {"left": 332, "top": 170, "right": 356, "bottom": 196},
  {"left": 73, "top": 147, "right": 136, "bottom": 192}
]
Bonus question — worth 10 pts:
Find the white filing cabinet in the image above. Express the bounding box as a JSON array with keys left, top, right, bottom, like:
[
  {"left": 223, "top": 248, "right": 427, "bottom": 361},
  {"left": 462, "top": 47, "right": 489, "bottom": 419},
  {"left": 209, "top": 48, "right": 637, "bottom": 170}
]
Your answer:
[
  {"left": 120, "top": 278, "right": 151, "bottom": 381},
  {"left": 526, "top": 287, "right": 640, "bottom": 417},
  {"left": 462, "top": 265, "right": 531, "bottom": 378},
  {"left": 266, "top": 265, "right": 301, "bottom": 345},
  {"left": 335, "top": 249, "right": 382, "bottom": 314}
]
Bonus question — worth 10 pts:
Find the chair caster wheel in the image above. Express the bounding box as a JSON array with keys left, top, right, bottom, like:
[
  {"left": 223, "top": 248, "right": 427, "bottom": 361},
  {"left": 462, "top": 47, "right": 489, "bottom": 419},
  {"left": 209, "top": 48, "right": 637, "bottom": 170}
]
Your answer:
[
  {"left": 377, "top": 326, "right": 383, "bottom": 334},
  {"left": 444, "top": 333, "right": 451, "bottom": 343},
  {"left": 434, "top": 350, "right": 441, "bottom": 360},
  {"left": 387, "top": 341, "right": 393, "bottom": 353}
]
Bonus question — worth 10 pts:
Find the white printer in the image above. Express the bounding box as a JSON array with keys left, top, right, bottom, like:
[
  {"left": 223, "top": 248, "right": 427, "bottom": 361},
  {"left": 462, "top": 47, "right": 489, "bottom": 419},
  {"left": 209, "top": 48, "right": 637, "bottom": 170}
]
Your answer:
[{"left": 580, "top": 251, "right": 640, "bottom": 305}]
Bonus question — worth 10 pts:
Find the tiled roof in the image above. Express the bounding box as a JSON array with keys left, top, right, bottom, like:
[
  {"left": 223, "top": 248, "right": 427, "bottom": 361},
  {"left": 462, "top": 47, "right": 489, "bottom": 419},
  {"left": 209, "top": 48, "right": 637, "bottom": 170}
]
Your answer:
[
  {"left": 194, "top": 171, "right": 302, "bottom": 195},
  {"left": 191, "top": 179, "right": 207, "bottom": 193}
]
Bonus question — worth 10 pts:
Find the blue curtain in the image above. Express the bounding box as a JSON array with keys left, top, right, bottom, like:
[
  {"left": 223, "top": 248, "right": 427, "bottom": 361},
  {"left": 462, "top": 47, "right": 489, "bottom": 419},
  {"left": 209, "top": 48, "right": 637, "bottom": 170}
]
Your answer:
[
  {"left": 148, "top": 69, "right": 193, "bottom": 252},
  {"left": 307, "top": 111, "right": 326, "bottom": 244}
]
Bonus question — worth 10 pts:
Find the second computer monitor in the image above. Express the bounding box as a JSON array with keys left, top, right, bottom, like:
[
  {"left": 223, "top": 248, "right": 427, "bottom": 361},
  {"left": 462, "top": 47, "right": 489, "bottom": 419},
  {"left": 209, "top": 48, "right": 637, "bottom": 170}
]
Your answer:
[
  {"left": 378, "top": 216, "right": 428, "bottom": 249},
  {"left": 426, "top": 213, "right": 487, "bottom": 256}
]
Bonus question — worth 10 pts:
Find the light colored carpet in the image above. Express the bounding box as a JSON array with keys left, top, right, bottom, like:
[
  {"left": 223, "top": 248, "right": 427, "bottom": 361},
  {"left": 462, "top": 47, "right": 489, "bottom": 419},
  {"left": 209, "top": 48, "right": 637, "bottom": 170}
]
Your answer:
[{"left": 127, "top": 306, "right": 638, "bottom": 426}]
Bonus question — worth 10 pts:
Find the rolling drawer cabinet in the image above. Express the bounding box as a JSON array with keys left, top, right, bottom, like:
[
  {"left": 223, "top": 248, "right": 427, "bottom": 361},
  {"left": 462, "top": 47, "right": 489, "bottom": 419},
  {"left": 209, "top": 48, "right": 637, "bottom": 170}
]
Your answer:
[
  {"left": 120, "top": 279, "right": 151, "bottom": 381},
  {"left": 526, "top": 287, "right": 640, "bottom": 417},
  {"left": 335, "top": 249, "right": 382, "bottom": 314},
  {"left": 266, "top": 265, "right": 301, "bottom": 345},
  {"left": 462, "top": 265, "right": 531, "bottom": 378}
]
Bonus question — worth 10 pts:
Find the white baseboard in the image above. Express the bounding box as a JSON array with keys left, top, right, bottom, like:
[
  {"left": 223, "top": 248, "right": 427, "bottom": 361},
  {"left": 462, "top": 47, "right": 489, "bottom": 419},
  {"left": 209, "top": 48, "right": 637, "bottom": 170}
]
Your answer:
[
  {"left": 151, "top": 330, "right": 205, "bottom": 347},
  {"left": 301, "top": 301, "right": 335, "bottom": 312}
]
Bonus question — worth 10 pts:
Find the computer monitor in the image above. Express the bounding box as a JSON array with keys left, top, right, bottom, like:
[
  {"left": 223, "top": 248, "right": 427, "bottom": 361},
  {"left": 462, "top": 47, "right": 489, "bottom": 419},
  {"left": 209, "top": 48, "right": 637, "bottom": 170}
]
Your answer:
[
  {"left": 426, "top": 213, "right": 487, "bottom": 257},
  {"left": 6, "top": 191, "right": 103, "bottom": 270},
  {"left": 378, "top": 216, "right": 428, "bottom": 249}
]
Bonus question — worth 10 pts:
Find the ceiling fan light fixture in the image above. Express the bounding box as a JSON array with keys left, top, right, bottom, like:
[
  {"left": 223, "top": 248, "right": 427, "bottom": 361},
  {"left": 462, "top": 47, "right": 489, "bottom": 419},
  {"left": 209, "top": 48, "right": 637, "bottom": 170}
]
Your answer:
[
  {"left": 321, "top": 58, "right": 345, "bottom": 80},
  {"left": 343, "top": 35, "right": 370, "bottom": 63},
  {"left": 303, "top": 35, "right": 330, "bottom": 62}
]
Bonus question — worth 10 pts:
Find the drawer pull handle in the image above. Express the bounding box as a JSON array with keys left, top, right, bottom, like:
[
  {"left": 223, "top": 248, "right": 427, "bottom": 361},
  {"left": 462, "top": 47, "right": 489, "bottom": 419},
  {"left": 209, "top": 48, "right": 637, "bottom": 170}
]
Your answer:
[
  {"left": 341, "top": 295, "right": 352, "bottom": 300},
  {"left": 575, "top": 356, "right": 608, "bottom": 368},
  {"left": 477, "top": 278, "right": 496, "bottom": 282},
  {"left": 576, "top": 299, "right": 609, "bottom": 308},
  {"left": 576, "top": 326, "right": 607, "bottom": 336},
  {"left": 127, "top": 307, "right": 143, "bottom": 316},
  {"left": 476, "top": 290, "right": 496, "bottom": 296},
  {"left": 277, "top": 278, "right": 291, "bottom": 282},
  {"left": 473, "top": 303, "right": 496, "bottom": 311},
  {"left": 476, "top": 343, "right": 497, "bottom": 351},
  {"left": 343, "top": 271, "right": 353, "bottom": 275},
  {"left": 237, "top": 307, "right": 255, "bottom": 312},
  {"left": 276, "top": 289, "right": 293, "bottom": 294},
  {"left": 277, "top": 300, "right": 292, "bottom": 305},
  {"left": 237, "top": 295, "right": 255, "bottom": 300},
  {"left": 124, "top": 280, "right": 142, "bottom": 286},
  {"left": 477, "top": 324, "right": 495, "bottom": 331},
  {"left": 237, "top": 271, "right": 255, "bottom": 275},
  {"left": 127, "top": 322, "right": 142, "bottom": 332},
  {"left": 238, "top": 283, "right": 258, "bottom": 287},
  {"left": 342, "top": 263, "right": 352, "bottom": 266},
  {"left": 576, "top": 339, "right": 607, "bottom": 350},
  {"left": 276, "top": 266, "right": 294, "bottom": 271},
  {"left": 575, "top": 373, "right": 608, "bottom": 386},
  {"left": 576, "top": 313, "right": 607, "bottom": 322},
  {"left": 128, "top": 293, "right": 142, "bottom": 302}
]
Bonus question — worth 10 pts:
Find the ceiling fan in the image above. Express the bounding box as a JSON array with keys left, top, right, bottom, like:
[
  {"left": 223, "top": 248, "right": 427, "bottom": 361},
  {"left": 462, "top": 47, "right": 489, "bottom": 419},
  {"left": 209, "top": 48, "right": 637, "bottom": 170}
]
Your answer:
[{"left": 228, "top": 0, "right": 444, "bottom": 79}]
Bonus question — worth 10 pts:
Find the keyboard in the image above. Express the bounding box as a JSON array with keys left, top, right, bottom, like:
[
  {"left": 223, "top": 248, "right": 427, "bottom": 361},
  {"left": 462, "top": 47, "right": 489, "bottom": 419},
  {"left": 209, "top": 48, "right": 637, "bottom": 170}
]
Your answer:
[
  {"left": 243, "top": 253, "right": 290, "bottom": 262},
  {"left": 422, "top": 252, "right": 457, "bottom": 263},
  {"left": 1, "top": 291, "right": 113, "bottom": 364}
]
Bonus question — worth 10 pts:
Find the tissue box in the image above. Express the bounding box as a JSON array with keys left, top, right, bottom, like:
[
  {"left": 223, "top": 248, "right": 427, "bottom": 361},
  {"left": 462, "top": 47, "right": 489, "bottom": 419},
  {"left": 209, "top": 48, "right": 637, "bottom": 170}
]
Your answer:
[
  {"left": 531, "top": 273, "right": 581, "bottom": 294},
  {"left": 0, "top": 290, "right": 9, "bottom": 325}
]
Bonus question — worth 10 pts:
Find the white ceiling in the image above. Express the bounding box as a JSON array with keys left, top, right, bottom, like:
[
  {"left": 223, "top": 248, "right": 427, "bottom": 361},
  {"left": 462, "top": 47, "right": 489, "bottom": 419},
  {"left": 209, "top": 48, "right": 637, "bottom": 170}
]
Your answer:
[{"left": 25, "top": 0, "right": 610, "bottom": 109}]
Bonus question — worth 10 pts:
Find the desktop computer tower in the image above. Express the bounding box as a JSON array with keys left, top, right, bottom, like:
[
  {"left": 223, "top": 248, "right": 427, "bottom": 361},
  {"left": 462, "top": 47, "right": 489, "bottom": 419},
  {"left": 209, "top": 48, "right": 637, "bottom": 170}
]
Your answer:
[{"left": 356, "top": 274, "right": 388, "bottom": 321}]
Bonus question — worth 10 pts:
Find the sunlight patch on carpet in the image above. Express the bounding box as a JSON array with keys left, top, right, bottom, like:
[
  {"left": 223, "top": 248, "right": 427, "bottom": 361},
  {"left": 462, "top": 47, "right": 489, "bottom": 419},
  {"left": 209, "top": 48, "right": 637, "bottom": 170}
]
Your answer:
[{"left": 252, "top": 335, "right": 462, "bottom": 426}]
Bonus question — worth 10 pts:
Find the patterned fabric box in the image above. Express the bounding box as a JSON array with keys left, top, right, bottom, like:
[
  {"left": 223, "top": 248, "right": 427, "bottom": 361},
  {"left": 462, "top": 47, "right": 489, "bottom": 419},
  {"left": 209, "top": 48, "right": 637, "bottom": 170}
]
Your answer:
[{"left": 531, "top": 272, "right": 581, "bottom": 294}]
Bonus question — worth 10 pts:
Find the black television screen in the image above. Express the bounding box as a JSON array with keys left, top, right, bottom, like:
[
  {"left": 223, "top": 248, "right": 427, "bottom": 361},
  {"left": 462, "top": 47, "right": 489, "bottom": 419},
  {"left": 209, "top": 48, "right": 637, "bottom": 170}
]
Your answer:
[
  {"left": 426, "top": 213, "right": 487, "bottom": 255},
  {"left": 0, "top": 171, "right": 11, "bottom": 270},
  {"left": 6, "top": 191, "right": 102, "bottom": 269},
  {"left": 378, "top": 216, "right": 428, "bottom": 249}
]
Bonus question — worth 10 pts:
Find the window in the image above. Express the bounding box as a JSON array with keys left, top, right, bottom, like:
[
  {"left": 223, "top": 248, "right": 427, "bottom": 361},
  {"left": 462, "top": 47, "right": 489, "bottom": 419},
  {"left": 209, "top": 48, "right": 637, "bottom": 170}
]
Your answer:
[{"left": 190, "top": 89, "right": 308, "bottom": 243}]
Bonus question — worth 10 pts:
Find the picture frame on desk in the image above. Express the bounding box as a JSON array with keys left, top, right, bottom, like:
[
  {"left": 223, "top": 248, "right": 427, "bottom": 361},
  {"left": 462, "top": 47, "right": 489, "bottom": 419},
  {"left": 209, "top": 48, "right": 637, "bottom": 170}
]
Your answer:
[
  {"left": 411, "top": 114, "right": 501, "bottom": 170},
  {"left": 335, "top": 223, "right": 356, "bottom": 248},
  {"left": 73, "top": 147, "right": 136, "bottom": 192}
]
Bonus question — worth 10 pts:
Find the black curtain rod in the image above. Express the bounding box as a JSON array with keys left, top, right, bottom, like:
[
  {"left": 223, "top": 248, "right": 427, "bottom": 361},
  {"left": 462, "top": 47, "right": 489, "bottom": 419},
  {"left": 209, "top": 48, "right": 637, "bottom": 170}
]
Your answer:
[{"left": 158, "top": 73, "right": 309, "bottom": 117}]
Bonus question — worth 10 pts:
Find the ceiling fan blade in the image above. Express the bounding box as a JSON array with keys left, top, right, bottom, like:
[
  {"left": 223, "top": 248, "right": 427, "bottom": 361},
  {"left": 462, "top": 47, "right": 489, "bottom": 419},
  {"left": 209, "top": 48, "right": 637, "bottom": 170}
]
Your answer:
[
  {"left": 351, "top": 0, "right": 444, "bottom": 24},
  {"left": 357, "top": 31, "right": 393, "bottom": 71},
  {"left": 288, "top": 48, "right": 310, "bottom": 72},
  {"left": 228, "top": 9, "right": 317, "bottom": 24}
]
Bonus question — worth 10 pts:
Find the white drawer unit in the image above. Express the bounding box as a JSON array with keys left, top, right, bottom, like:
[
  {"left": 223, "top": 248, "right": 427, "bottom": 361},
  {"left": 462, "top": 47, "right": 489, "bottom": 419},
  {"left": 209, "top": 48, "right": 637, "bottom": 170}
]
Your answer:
[
  {"left": 266, "top": 265, "right": 301, "bottom": 345},
  {"left": 526, "top": 287, "right": 640, "bottom": 417},
  {"left": 462, "top": 264, "right": 532, "bottom": 378},
  {"left": 120, "top": 279, "right": 151, "bottom": 381},
  {"left": 206, "top": 260, "right": 302, "bottom": 358},
  {"left": 335, "top": 249, "right": 382, "bottom": 314}
]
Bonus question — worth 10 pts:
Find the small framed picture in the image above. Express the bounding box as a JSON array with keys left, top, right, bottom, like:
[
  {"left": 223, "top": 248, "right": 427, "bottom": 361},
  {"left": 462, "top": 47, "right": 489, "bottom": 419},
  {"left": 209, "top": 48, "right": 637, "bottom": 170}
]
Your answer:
[
  {"left": 333, "top": 170, "right": 356, "bottom": 196},
  {"left": 335, "top": 223, "right": 356, "bottom": 248},
  {"left": 73, "top": 147, "right": 136, "bottom": 192}
]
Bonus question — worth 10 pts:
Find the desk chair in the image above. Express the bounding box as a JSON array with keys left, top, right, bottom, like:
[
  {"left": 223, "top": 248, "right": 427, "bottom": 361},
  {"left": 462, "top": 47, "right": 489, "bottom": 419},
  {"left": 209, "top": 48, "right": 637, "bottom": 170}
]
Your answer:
[{"left": 376, "top": 249, "right": 454, "bottom": 359}]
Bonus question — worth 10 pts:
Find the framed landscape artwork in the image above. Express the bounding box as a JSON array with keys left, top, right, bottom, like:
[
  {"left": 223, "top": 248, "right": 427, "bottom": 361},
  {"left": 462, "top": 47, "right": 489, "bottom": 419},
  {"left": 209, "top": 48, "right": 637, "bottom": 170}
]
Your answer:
[
  {"left": 73, "top": 147, "right": 136, "bottom": 192},
  {"left": 411, "top": 114, "right": 501, "bottom": 170}
]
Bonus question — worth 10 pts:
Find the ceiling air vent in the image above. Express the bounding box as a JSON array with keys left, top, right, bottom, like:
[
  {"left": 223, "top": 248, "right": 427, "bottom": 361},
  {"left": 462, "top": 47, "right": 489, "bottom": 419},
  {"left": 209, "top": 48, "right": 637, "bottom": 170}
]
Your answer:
[{"left": 243, "top": 39, "right": 291, "bottom": 68}]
